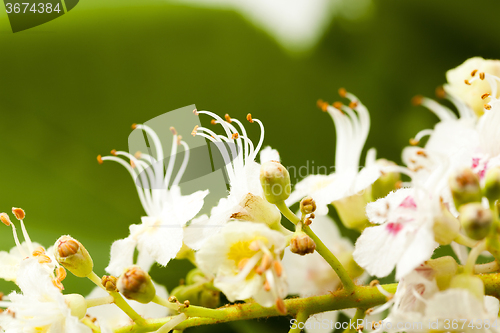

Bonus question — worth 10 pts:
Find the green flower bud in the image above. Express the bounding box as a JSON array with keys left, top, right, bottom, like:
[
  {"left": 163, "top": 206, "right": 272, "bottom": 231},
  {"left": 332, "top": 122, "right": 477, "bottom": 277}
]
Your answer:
[
  {"left": 289, "top": 232, "right": 316, "bottom": 256},
  {"left": 300, "top": 197, "right": 316, "bottom": 215},
  {"left": 449, "top": 274, "right": 485, "bottom": 300},
  {"left": 117, "top": 265, "right": 156, "bottom": 304},
  {"left": 332, "top": 191, "right": 371, "bottom": 231},
  {"left": 425, "top": 256, "right": 458, "bottom": 290},
  {"left": 433, "top": 204, "right": 460, "bottom": 245},
  {"left": 459, "top": 203, "right": 493, "bottom": 240},
  {"left": 54, "top": 236, "right": 93, "bottom": 278},
  {"left": 483, "top": 166, "right": 500, "bottom": 204},
  {"left": 260, "top": 161, "right": 291, "bottom": 204},
  {"left": 64, "top": 294, "right": 87, "bottom": 319},
  {"left": 449, "top": 168, "right": 482, "bottom": 209},
  {"left": 371, "top": 159, "right": 401, "bottom": 200}
]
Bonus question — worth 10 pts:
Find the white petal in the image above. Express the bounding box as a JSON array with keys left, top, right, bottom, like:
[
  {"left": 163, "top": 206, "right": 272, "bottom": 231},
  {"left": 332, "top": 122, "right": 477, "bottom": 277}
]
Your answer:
[
  {"left": 260, "top": 146, "right": 280, "bottom": 163},
  {"left": 105, "top": 237, "right": 137, "bottom": 276}
]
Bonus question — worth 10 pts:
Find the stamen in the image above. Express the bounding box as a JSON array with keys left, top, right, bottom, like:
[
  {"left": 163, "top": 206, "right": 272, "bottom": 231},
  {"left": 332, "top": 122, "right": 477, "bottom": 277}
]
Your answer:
[
  {"left": 211, "top": 119, "right": 217, "bottom": 125},
  {"left": 97, "top": 155, "right": 103, "bottom": 164},
  {"left": 276, "top": 298, "right": 287, "bottom": 315},
  {"left": 32, "top": 246, "right": 45, "bottom": 257},
  {"left": 131, "top": 123, "right": 137, "bottom": 129},
  {"left": 485, "top": 104, "right": 492, "bottom": 110},
  {"left": 333, "top": 101, "right": 343, "bottom": 109},
  {"left": 170, "top": 127, "right": 177, "bottom": 135},
  {"left": 110, "top": 149, "right": 117, "bottom": 156},
  {"left": 246, "top": 113, "right": 254, "bottom": 123},
  {"left": 273, "top": 261, "right": 283, "bottom": 277},
  {"left": 264, "top": 279, "right": 271, "bottom": 291},
  {"left": 134, "top": 151, "right": 141, "bottom": 159},
  {"left": 435, "top": 86, "right": 446, "bottom": 99},
  {"left": 317, "top": 99, "right": 329, "bottom": 112},
  {"left": 471, "top": 69, "right": 478, "bottom": 76},
  {"left": 232, "top": 133, "right": 239, "bottom": 139},
  {"left": 411, "top": 95, "right": 423, "bottom": 106},
  {"left": 480, "top": 72, "right": 485, "bottom": 80},
  {"left": 177, "top": 135, "right": 182, "bottom": 145},
  {"left": 56, "top": 266, "right": 67, "bottom": 281},
  {"left": 191, "top": 125, "right": 199, "bottom": 137},
  {"left": 172, "top": 141, "right": 190, "bottom": 187},
  {"left": 349, "top": 101, "right": 358, "bottom": 109},
  {"left": 482, "top": 93, "right": 491, "bottom": 100},
  {"left": 249, "top": 240, "right": 260, "bottom": 251},
  {"left": 12, "top": 208, "right": 25, "bottom": 220},
  {"left": 464, "top": 79, "right": 471, "bottom": 85},
  {"left": 225, "top": 114, "right": 232, "bottom": 123},
  {"left": 130, "top": 160, "right": 136, "bottom": 168},
  {"left": 238, "top": 258, "right": 249, "bottom": 271},
  {"left": 13, "top": 208, "right": 33, "bottom": 255},
  {"left": 338, "top": 87, "right": 347, "bottom": 98},
  {"left": 409, "top": 138, "right": 419, "bottom": 146},
  {"left": 193, "top": 108, "right": 199, "bottom": 115},
  {"left": 0, "top": 213, "right": 11, "bottom": 226},
  {"left": 37, "top": 254, "right": 51, "bottom": 264},
  {"left": 52, "top": 279, "right": 64, "bottom": 291}
]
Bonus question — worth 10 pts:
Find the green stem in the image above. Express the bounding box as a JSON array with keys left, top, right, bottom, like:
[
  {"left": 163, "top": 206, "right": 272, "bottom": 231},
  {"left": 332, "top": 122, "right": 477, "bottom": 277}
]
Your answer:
[
  {"left": 454, "top": 234, "right": 478, "bottom": 248},
  {"left": 275, "top": 201, "right": 301, "bottom": 225},
  {"left": 343, "top": 308, "right": 366, "bottom": 333},
  {"left": 86, "top": 295, "right": 115, "bottom": 308},
  {"left": 153, "top": 295, "right": 180, "bottom": 311},
  {"left": 487, "top": 202, "right": 500, "bottom": 263},
  {"left": 289, "top": 310, "right": 309, "bottom": 333},
  {"left": 465, "top": 240, "right": 487, "bottom": 274},
  {"left": 86, "top": 271, "right": 146, "bottom": 326},
  {"left": 303, "top": 225, "right": 356, "bottom": 291}
]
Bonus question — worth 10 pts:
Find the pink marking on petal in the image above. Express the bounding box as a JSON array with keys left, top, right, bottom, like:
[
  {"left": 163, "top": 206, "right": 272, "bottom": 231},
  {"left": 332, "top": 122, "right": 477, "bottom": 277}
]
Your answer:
[
  {"left": 472, "top": 157, "right": 480, "bottom": 169},
  {"left": 399, "top": 196, "right": 417, "bottom": 209},
  {"left": 386, "top": 222, "right": 403, "bottom": 235}
]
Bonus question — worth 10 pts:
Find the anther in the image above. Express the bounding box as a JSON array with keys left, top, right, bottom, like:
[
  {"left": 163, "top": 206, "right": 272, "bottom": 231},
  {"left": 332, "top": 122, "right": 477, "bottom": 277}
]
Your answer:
[
  {"left": 317, "top": 99, "right": 329, "bottom": 112},
  {"left": 246, "top": 113, "right": 254, "bottom": 123},
  {"left": 411, "top": 95, "right": 423, "bottom": 106},
  {"left": 395, "top": 180, "right": 403, "bottom": 189},
  {"left": 56, "top": 266, "right": 67, "bottom": 281},
  {"left": 480, "top": 72, "right": 485, "bottom": 80},
  {"left": 184, "top": 300, "right": 190, "bottom": 308},
  {"left": 471, "top": 69, "right": 478, "bottom": 76},
  {"left": 409, "top": 138, "right": 419, "bottom": 146},
  {"left": 97, "top": 155, "right": 103, "bottom": 164},
  {"left": 225, "top": 114, "right": 232, "bottom": 123},
  {"left": 435, "top": 86, "right": 446, "bottom": 99},
  {"left": 12, "top": 208, "right": 25, "bottom": 220},
  {"left": 110, "top": 149, "right": 117, "bottom": 156},
  {"left": 338, "top": 87, "right": 347, "bottom": 98},
  {"left": 211, "top": 119, "right": 217, "bottom": 125},
  {"left": 264, "top": 279, "right": 271, "bottom": 291},
  {"left": 369, "top": 279, "right": 380, "bottom": 287},
  {"left": 177, "top": 135, "right": 182, "bottom": 145},
  {"left": 276, "top": 298, "right": 287, "bottom": 315},
  {"left": 231, "top": 133, "right": 239, "bottom": 139},
  {"left": 273, "top": 261, "right": 283, "bottom": 277},
  {"left": 191, "top": 125, "right": 199, "bottom": 137},
  {"left": 238, "top": 258, "right": 249, "bottom": 271},
  {"left": 131, "top": 123, "right": 137, "bottom": 129},
  {"left": 170, "top": 127, "right": 177, "bottom": 135},
  {"left": 168, "top": 296, "right": 178, "bottom": 303},
  {"left": 130, "top": 160, "right": 136, "bottom": 168},
  {"left": 52, "top": 279, "right": 64, "bottom": 291},
  {"left": 349, "top": 101, "right": 358, "bottom": 109},
  {"left": 134, "top": 151, "right": 142, "bottom": 159},
  {"left": 481, "top": 93, "right": 491, "bottom": 100},
  {"left": 416, "top": 150, "right": 427, "bottom": 157},
  {"left": 484, "top": 104, "right": 492, "bottom": 110},
  {"left": 0, "top": 213, "right": 12, "bottom": 226},
  {"left": 193, "top": 108, "right": 199, "bottom": 115},
  {"left": 249, "top": 240, "right": 260, "bottom": 251},
  {"left": 32, "top": 246, "right": 45, "bottom": 257},
  {"left": 464, "top": 79, "right": 471, "bottom": 85},
  {"left": 37, "top": 255, "right": 51, "bottom": 264},
  {"left": 333, "top": 101, "right": 343, "bottom": 109}
]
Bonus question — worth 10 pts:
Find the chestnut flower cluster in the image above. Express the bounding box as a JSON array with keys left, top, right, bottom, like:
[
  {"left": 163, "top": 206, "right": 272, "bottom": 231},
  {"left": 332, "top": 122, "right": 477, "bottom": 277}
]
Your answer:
[{"left": 1, "top": 57, "right": 500, "bottom": 333}]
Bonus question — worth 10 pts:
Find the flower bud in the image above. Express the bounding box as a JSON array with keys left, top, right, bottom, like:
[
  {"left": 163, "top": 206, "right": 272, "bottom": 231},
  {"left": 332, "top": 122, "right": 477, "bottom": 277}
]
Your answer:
[
  {"left": 459, "top": 203, "right": 493, "bottom": 240},
  {"left": 332, "top": 192, "right": 371, "bottom": 231},
  {"left": 449, "top": 274, "right": 485, "bottom": 300},
  {"left": 54, "top": 236, "right": 93, "bottom": 278},
  {"left": 483, "top": 166, "right": 500, "bottom": 204},
  {"left": 64, "top": 294, "right": 87, "bottom": 319},
  {"left": 102, "top": 275, "right": 118, "bottom": 292},
  {"left": 300, "top": 197, "right": 316, "bottom": 215},
  {"left": 260, "top": 161, "right": 291, "bottom": 204},
  {"left": 371, "top": 159, "right": 401, "bottom": 200},
  {"left": 289, "top": 232, "right": 316, "bottom": 256},
  {"left": 425, "top": 256, "right": 458, "bottom": 290},
  {"left": 433, "top": 205, "right": 460, "bottom": 245},
  {"left": 449, "top": 168, "right": 482, "bottom": 209},
  {"left": 117, "top": 265, "right": 156, "bottom": 304}
]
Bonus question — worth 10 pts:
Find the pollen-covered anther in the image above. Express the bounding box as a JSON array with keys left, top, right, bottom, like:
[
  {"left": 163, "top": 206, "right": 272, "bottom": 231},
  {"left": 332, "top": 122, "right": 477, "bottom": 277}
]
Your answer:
[
  {"left": 338, "top": 87, "right": 347, "bottom": 98},
  {"left": 484, "top": 104, "right": 492, "bottom": 110},
  {"left": 249, "top": 240, "right": 261, "bottom": 251},
  {"left": 224, "top": 114, "right": 232, "bottom": 123},
  {"left": 110, "top": 149, "right": 117, "bottom": 156},
  {"left": 409, "top": 138, "right": 419, "bottom": 146},
  {"left": 273, "top": 260, "right": 283, "bottom": 277},
  {"left": 12, "top": 207, "right": 25, "bottom": 220},
  {"left": 193, "top": 108, "right": 199, "bottom": 115},
  {"left": 56, "top": 266, "right": 67, "bottom": 282},
  {"left": 102, "top": 275, "right": 118, "bottom": 292},
  {"left": 480, "top": 72, "right": 485, "bottom": 80},
  {"left": 435, "top": 86, "right": 446, "bottom": 99},
  {"left": 232, "top": 133, "right": 239, "bottom": 140},
  {"left": 333, "top": 101, "right": 343, "bottom": 110},
  {"left": 464, "top": 79, "right": 471, "bottom": 85},
  {"left": 481, "top": 93, "right": 491, "bottom": 100},
  {"left": 170, "top": 126, "right": 177, "bottom": 135},
  {"left": 97, "top": 155, "right": 103, "bottom": 164},
  {"left": 276, "top": 298, "right": 287, "bottom": 315},
  {"left": 0, "top": 213, "right": 12, "bottom": 226},
  {"left": 246, "top": 113, "right": 254, "bottom": 123},
  {"left": 32, "top": 246, "right": 45, "bottom": 257},
  {"left": 52, "top": 278, "right": 64, "bottom": 291},
  {"left": 317, "top": 99, "right": 329, "bottom": 112},
  {"left": 37, "top": 254, "right": 52, "bottom": 264},
  {"left": 237, "top": 258, "right": 249, "bottom": 271},
  {"left": 183, "top": 300, "right": 190, "bottom": 308},
  {"left": 191, "top": 125, "right": 199, "bottom": 137},
  {"left": 130, "top": 159, "right": 136, "bottom": 168},
  {"left": 255, "top": 254, "right": 272, "bottom": 274},
  {"left": 395, "top": 180, "right": 403, "bottom": 189},
  {"left": 134, "top": 151, "right": 142, "bottom": 159},
  {"left": 263, "top": 279, "right": 271, "bottom": 291},
  {"left": 211, "top": 119, "right": 217, "bottom": 125},
  {"left": 177, "top": 135, "right": 182, "bottom": 145},
  {"left": 411, "top": 95, "right": 423, "bottom": 106},
  {"left": 416, "top": 150, "right": 428, "bottom": 157},
  {"left": 349, "top": 101, "right": 358, "bottom": 109},
  {"left": 131, "top": 123, "right": 137, "bottom": 129},
  {"left": 471, "top": 69, "right": 478, "bottom": 76}
]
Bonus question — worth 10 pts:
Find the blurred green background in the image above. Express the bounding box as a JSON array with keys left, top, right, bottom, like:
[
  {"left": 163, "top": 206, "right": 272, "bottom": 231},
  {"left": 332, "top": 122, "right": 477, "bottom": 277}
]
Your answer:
[{"left": 1, "top": 0, "right": 500, "bottom": 331}]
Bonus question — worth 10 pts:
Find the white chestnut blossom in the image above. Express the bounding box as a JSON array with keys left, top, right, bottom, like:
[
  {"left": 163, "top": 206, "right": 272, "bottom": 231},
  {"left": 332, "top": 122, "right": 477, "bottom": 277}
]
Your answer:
[
  {"left": 100, "top": 124, "right": 209, "bottom": 275},
  {"left": 286, "top": 92, "right": 380, "bottom": 229},
  {"left": 0, "top": 257, "right": 90, "bottom": 333},
  {"left": 196, "top": 222, "right": 287, "bottom": 311},
  {"left": 184, "top": 112, "right": 282, "bottom": 250}
]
